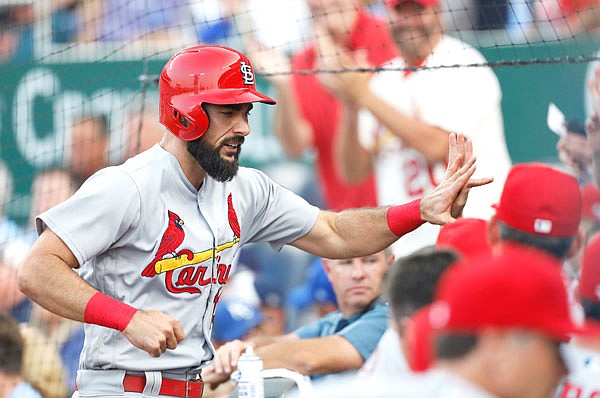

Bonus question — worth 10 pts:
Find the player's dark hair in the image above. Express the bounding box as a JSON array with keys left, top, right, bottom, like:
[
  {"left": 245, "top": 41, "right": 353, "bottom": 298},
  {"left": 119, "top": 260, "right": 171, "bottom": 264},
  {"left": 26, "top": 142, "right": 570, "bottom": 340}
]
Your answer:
[
  {"left": 385, "top": 246, "right": 459, "bottom": 322},
  {"left": 435, "top": 333, "right": 479, "bottom": 359},
  {"left": 0, "top": 313, "right": 24, "bottom": 374},
  {"left": 582, "top": 297, "right": 600, "bottom": 323},
  {"left": 498, "top": 220, "right": 573, "bottom": 260}
]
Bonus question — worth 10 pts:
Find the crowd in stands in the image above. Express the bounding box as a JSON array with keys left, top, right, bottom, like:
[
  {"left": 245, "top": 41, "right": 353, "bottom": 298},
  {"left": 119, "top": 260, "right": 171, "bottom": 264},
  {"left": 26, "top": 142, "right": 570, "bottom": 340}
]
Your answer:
[
  {"left": 0, "top": 0, "right": 599, "bottom": 398},
  {"left": 0, "top": 0, "right": 599, "bottom": 62}
]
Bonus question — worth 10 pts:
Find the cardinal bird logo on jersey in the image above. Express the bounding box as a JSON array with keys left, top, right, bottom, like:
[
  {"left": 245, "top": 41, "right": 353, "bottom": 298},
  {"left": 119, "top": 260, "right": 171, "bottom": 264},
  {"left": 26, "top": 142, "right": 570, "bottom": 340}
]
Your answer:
[
  {"left": 141, "top": 196, "right": 241, "bottom": 294},
  {"left": 141, "top": 210, "right": 185, "bottom": 277},
  {"left": 228, "top": 193, "right": 240, "bottom": 239}
]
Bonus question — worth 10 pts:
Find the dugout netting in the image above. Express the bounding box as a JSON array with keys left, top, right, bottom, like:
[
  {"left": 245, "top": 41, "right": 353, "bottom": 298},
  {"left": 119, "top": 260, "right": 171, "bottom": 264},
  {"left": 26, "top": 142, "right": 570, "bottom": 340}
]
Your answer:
[{"left": 0, "top": 1, "right": 598, "bottom": 396}]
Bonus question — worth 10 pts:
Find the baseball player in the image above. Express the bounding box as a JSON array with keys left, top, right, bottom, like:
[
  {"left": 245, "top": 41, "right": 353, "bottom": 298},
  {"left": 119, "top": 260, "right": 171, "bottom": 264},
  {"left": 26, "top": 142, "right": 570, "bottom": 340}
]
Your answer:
[
  {"left": 17, "top": 45, "right": 486, "bottom": 398},
  {"left": 556, "top": 233, "right": 600, "bottom": 398},
  {"left": 321, "top": 0, "right": 511, "bottom": 258}
]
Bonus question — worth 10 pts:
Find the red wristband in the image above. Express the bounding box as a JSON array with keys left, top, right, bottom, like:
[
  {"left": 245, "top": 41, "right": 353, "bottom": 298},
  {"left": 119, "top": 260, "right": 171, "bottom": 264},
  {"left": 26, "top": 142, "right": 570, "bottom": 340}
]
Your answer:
[
  {"left": 84, "top": 292, "right": 137, "bottom": 332},
  {"left": 386, "top": 199, "right": 424, "bottom": 237}
]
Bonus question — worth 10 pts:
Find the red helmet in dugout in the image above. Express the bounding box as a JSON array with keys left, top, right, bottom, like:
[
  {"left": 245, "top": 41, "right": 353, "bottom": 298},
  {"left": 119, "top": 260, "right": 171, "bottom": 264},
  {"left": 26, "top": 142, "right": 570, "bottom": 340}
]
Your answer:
[{"left": 159, "top": 45, "right": 276, "bottom": 141}]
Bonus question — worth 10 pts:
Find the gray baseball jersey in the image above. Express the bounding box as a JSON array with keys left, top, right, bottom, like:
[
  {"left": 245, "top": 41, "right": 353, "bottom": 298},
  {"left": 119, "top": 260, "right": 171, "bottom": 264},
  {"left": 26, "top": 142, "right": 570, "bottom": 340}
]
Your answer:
[{"left": 36, "top": 144, "right": 320, "bottom": 373}]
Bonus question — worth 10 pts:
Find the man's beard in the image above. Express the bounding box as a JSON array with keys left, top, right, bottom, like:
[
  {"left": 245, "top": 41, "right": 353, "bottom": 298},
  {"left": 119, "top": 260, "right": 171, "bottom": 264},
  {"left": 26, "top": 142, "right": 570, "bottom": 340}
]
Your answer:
[{"left": 187, "top": 136, "right": 242, "bottom": 182}]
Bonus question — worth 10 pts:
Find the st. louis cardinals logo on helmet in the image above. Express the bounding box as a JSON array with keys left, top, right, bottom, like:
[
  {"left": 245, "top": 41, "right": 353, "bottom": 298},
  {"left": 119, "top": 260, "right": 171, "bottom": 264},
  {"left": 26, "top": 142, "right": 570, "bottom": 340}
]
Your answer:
[
  {"left": 141, "top": 194, "right": 241, "bottom": 295},
  {"left": 240, "top": 61, "right": 254, "bottom": 85}
]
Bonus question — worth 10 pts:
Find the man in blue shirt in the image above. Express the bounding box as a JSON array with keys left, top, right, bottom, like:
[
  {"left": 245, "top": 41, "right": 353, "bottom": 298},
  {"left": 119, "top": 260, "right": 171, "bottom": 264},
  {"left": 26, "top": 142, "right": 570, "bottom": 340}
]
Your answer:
[{"left": 202, "top": 249, "right": 393, "bottom": 387}]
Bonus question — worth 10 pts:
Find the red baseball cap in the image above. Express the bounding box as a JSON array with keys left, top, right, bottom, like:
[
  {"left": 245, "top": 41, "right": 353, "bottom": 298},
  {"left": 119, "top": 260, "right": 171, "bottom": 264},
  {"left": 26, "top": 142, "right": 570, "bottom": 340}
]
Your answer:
[
  {"left": 493, "top": 163, "right": 582, "bottom": 237},
  {"left": 436, "top": 218, "right": 492, "bottom": 258},
  {"left": 581, "top": 183, "right": 600, "bottom": 223},
  {"left": 427, "top": 244, "right": 579, "bottom": 340},
  {"left": 579, "top": 232, "right": 600, "bottom": 303},
  {"left": 405, "top": 307, "right": 434, "bottom": 372},
  {"left": 386, "top": 0, "right": 440, "bottom": 8}
]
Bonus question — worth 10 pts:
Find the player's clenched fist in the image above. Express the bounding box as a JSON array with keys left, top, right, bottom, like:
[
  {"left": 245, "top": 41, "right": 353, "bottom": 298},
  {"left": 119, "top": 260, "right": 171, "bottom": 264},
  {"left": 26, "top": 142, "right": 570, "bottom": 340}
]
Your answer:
[{"left": 122, "top": 310, "right": 185, "bottom": 357}]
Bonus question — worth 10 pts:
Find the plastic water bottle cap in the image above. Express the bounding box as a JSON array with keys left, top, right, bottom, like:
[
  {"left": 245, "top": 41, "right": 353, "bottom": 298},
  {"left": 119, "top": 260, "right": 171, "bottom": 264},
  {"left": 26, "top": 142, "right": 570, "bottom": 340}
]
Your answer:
[{"left": 245, "top": 345, "right": 255, "bottom": 355}]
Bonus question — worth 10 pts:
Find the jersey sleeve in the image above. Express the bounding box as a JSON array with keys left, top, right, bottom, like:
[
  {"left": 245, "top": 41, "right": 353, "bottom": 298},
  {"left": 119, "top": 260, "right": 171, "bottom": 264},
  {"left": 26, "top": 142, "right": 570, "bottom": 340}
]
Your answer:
[
  {"left": 336, "top": 304, "right": 389, "bottom": 360},
  {"left": 238, "top": 169, "right": 320, "bottom": 251},
  {"left": 36, "top": 168, "right": 141, "bottom": 267}
]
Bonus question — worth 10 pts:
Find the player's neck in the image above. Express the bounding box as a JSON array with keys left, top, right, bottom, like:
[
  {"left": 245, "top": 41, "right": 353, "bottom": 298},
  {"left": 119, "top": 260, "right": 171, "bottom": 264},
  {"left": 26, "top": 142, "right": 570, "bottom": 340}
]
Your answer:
[
  {"left": 403, "top": 32, "right": 442, "bottom": 66},
  {"left": 160, "top": 134, "right": 206, "bottom": 190}
]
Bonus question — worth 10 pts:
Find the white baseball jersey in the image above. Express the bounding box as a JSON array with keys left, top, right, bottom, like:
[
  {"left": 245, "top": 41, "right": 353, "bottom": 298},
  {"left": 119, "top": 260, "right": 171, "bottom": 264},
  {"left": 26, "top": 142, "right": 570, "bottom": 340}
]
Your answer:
[
  {"left": 357, "top": 327, "right": 409, "bottom": 380},
  {"left": 36, "top": 144, "right": 320, "bottom": 373},
  {"left": 555, "top": 343, "right": 600, "bottom": 398},
  {"left": 359, "top": 35, "right": 511, "bottom": 257}
]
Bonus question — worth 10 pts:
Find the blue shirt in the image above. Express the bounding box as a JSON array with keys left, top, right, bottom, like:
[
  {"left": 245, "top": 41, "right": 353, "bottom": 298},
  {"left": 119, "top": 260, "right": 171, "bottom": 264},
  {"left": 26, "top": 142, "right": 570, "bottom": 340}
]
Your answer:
[{"left": 294, "top": 301, "right": 388, "bottom": 360}]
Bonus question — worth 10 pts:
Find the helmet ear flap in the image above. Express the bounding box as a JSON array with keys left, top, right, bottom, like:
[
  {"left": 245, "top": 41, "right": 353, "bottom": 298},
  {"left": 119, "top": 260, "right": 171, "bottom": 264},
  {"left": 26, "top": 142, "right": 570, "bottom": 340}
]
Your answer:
[
  {"left": 169, "top": 104, "right": 210, "bottom": 141},
  {"left": 194, "top": 104, "right": 210, "bottom": 138}
]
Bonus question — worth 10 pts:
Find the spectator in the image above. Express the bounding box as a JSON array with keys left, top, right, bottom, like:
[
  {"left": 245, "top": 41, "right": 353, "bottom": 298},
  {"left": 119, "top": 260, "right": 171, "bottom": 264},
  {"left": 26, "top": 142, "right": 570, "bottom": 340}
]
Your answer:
[
  {"left": 75, "top": 0, "right": 195, "bottom": 46},
  {"left": 533, "top": 0, "right": 600, "bottom": 38},
  {"left": 0, "top": 4, "right": 33, "bottom": 63},
  {"left": 358, "top": 246, "right": 458, "bottom": 380},
  {"left": 323, "top": 0, "right": 511, "bottom": 256},
  {"left": 557, "top": 232, "right": 600, "bottom": 397},
  {"left": 359, "top": 218, "right": 489, "bottom": 381},
  {"left": 28, "top": 168, "right": 79, "bottom": 228},
  {"left": 65, "top": 114, "right": 110, "bottom": 182},
  {"left": 487, "top": 162, "right": 586, "bottom": 324},
  {"left": 51, "top": 0, "right": 80, "bottom": 43},
  {"left": 564, "top": 182, "right": 600, "bottom": 281},
  {"left": 580, "top": 182, "right": 600, "bottom": 242},
  {"left": 24, "top": 302, "right": 83, "bottom": 397},
  {"left": 586, "top": 67, "right": 600, "bottom": 188},
  {"left": 487, "top": 162, "right": 583, "bottom": 262},
  {"left": 248, "top": 0, "right": 398, "bottom": 211},
  {"left": 0, "top": 240, "right": 31, "bottom": 323},
  {"left": 122, "top": 108, "right": 165, "bottom": 161},
  {"left": 211, "top": 300, "right": 265, "bottom": 348},
  {"left": 288, "top": 258, "right": 338, "bottom": 322},
  {"left": 191, "top": 0, "right": 312, "bottom": 51},
  {"left": 20, "top": 318, "right": 69, "bottom": 398},
  {"left": 473, "top": 0, "right": 509, "bottom": 29},
  {"left": 311, "top": 244, "right": 576, "bottom": 397},
  {"left": 202, "top": 248, "right": 394, "bottom": 390},
  {"left": 0, "top": 313, "right": 42, "bottom": 398},
  {"left": 0, "top": 162, "right": 22, "bottom": 246}
]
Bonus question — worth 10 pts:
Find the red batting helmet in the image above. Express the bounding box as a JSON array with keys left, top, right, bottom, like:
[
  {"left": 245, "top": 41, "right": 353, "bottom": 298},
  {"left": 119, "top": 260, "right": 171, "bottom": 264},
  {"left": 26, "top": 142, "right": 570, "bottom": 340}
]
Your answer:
[{"left": 159, "top": 45, "right": 276, "bottom": 141}]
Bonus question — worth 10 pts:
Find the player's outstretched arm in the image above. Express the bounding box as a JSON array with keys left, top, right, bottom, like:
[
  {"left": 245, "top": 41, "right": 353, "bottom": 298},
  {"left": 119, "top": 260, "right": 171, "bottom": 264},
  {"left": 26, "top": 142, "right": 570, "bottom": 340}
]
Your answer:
[
  {"left": 291, "top": 133, "right": 492, "bottom": 259},
  {"left": 18, "top": 228, "right": 184, "bottom": 357}
]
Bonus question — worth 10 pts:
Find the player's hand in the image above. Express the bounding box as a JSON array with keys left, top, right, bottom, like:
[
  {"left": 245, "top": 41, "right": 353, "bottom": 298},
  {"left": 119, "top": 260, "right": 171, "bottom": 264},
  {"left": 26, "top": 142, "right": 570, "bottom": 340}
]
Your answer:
[
  {"left": 587, "top": 112, "right": 600, "bottom": 154},
  {"left": 122, "top": 310, "right": 185, "bottom": 357},
  {"left": 315, "top": 27, "right": 372, "bottom": 104},
  {"left": 202, "top": 339, "right": 252, "bottom": 388},
  {"left": 557, "top": 132, "right": 591, "bottom": 178},
  {"left": 421, "top": 133, "right": 493, "bottom": 225},
  {"left": 245, "top": 38, "right": 291, "bottom": 87}
]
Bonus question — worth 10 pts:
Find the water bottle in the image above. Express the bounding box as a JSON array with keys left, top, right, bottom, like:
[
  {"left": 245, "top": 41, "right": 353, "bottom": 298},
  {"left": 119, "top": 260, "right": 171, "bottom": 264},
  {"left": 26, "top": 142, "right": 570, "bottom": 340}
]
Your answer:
[{"left": 237, "top": 345, "right": 264, "bottom": 398}]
